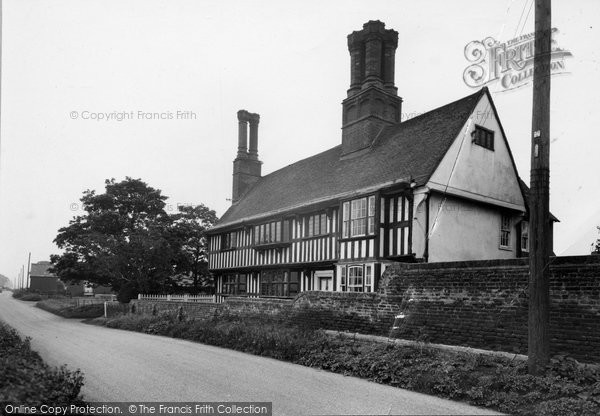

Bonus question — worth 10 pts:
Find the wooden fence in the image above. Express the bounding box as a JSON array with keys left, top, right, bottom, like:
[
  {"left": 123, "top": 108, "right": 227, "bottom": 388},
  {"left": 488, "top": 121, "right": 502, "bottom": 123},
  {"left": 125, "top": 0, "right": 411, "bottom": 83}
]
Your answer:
[{"left": 137, "top": 294, "right": 216, "bottom": 303}]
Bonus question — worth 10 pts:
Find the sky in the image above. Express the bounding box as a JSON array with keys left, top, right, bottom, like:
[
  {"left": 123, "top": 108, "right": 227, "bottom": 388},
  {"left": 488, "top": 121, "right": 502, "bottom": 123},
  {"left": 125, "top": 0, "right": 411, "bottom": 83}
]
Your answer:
[{"left": 1, "top": 0, "right": 599, "bottom": 284}]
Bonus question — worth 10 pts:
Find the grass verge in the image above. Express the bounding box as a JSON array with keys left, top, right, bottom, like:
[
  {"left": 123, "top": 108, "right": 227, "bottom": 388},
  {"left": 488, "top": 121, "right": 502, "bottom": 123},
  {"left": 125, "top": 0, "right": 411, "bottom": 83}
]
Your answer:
[
  {"left": 37, "top": 299, "right": 104, "bottom": 319},
  {"left": 0, "top": 321, "right": 85, "bottom": 404},
  {"left": 12, "top": 289, "right": 43, "bottom": 302},
  {"left": 103, "top": 312, "right": 600, "bottom": 416}
]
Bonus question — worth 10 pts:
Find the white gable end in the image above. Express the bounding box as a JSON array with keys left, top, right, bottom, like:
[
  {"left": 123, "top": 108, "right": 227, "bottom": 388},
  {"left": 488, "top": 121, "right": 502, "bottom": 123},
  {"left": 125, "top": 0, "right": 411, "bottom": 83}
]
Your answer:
[{"left": 427, "top": 93, "right": 525, "bottom": 211}]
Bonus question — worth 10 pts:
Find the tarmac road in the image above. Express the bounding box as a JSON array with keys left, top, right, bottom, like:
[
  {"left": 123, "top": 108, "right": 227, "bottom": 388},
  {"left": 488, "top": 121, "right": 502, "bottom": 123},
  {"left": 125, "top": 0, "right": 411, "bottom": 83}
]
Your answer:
[{"left": 0, "top": 292, "right": 501, "bottom": 415}]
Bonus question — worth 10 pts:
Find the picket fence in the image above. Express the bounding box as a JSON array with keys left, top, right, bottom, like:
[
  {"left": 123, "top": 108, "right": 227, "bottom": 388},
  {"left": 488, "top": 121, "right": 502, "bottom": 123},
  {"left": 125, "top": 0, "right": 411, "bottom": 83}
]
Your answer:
[{"left": 137, "top": 293, "right": 216, "bottom": 303}]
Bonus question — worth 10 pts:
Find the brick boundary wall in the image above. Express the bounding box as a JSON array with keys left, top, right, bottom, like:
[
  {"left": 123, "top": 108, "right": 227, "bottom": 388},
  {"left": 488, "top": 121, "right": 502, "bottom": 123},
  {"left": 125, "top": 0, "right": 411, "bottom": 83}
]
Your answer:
[
  {"left": 105, "top": 300, "right": 218, "bottom": 320},
  {"left": 383, "top": 256, "right": 600, "bottom": 362},
  {"left": 290, "top": 255, "right": 600, "bottom": 363},
  {"left": 105, "top": 255, "right": 600, "bottom": 363}
]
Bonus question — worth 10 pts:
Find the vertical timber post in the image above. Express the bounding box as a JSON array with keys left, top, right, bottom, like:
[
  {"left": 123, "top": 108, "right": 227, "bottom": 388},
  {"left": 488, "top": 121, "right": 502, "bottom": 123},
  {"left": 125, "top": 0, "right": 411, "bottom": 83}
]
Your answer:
[
  {"left": 26, "top": 252, "right": 31, "bottom": 289},
  {"left": 529, "top": 0, "right": 552, "bottom": 375}
]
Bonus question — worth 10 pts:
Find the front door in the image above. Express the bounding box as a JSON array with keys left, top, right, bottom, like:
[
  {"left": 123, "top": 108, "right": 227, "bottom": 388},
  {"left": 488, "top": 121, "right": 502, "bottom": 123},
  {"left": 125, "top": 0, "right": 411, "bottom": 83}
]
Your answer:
[{"left": 314, "top": 271, "right": 333, "bottom": 291}]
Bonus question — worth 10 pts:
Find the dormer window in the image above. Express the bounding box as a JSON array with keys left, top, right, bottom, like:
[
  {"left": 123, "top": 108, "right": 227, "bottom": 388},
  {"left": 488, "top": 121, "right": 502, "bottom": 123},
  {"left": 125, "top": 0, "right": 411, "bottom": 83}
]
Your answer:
[{"left": 472, "top": 125, "right": 494, "bottom": 151}]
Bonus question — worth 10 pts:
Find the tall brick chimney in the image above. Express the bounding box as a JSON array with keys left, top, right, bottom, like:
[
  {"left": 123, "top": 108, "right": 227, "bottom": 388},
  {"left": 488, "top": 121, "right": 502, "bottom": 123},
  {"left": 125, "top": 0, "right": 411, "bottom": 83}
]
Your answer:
[
  {"left": 341, "top": 21, "right": 402, "bottom": 156},
  {"left": 232, "top": 110, "right": 262, "bottom": 204}
]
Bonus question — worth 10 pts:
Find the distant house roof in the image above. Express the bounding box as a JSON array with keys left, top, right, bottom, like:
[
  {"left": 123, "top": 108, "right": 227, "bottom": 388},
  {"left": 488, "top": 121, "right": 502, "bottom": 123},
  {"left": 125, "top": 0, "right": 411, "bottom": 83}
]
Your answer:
[
  {"left": 213, "top": 88, "right": 487, "bottom": 230},
  {"left": 29, "top": 261, "right": 55, "bottom": 278},
  {"left": 518, "top": 178, "right": 559, "bottom": 222}
]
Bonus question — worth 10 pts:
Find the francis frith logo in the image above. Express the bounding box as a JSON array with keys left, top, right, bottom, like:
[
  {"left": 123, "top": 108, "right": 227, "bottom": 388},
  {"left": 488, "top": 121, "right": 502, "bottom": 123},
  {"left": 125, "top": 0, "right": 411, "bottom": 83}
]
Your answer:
[{"left": 463, "top": 28, "right": 572, "bottom": 91}]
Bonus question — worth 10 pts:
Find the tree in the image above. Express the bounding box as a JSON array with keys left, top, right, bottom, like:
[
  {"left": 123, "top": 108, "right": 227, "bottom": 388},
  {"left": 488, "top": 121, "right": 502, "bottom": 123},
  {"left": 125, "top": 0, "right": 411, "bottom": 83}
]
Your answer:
[
  {"left": 51, "top": 178, "right": 190, "bottom": 302},
  {"left": 592, "top": 226, "right": 600, "bottom": 255},
  {"left": 168, "top": 205, "right": 218, "bottom": 293}
]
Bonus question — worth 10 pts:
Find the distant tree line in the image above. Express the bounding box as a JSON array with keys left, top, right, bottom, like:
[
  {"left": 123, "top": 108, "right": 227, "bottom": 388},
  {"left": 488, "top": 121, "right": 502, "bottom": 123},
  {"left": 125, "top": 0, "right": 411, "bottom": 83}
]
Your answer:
[{"left": 50, "top": 178, "right": 217, "bottom": 302}]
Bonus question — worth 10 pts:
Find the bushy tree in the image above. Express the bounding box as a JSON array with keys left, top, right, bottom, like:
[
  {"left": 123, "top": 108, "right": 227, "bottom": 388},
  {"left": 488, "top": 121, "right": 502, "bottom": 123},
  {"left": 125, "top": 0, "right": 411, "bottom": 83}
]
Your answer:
[
  {"left": 51, "top": 178, "right": 217, "bottom": 301},
  {"left": 168, "top": 205, "right": 218, "bottom": 293},
  {"left": 592, "top": 226, "right": 600, "bottom": 255}
]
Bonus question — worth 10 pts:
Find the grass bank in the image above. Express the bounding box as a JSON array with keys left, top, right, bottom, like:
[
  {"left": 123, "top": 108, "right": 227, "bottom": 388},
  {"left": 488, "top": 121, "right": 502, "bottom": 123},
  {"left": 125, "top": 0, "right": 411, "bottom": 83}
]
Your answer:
[
  {"left": 12, "top": 289, "right": 43, "bottom": 302},
  {"left": 0, "top": 321, "right": 85, "bottom": 404},
  {"left": 102, "top": 312, "right": 600, "bottom": 416},
  {"left": 37, "top": 299, "right": 104, "bottom": 319}
]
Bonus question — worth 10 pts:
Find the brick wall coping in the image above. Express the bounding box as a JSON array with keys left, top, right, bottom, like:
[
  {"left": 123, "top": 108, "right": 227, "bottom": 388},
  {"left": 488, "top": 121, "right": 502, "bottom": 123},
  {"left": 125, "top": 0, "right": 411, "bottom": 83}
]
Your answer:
[
  {"left": 389, "top": 255, "right": 600, "bottom": 272},
  {"left": 294, "top": 291, "right": 379, "bottom": 300}
]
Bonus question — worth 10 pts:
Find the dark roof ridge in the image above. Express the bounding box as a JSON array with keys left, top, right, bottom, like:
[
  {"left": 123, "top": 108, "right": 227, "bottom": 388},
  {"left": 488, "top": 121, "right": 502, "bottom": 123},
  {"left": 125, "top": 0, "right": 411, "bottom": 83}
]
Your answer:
[
  {"left": 398, "top": 88, "right": 484, "bottom": 126},
  {"left": 371, "top": 87, "right": 486, "bottom": 150},
  {"left": 258, "top": 144, "right": 341, "bottom": 182}
]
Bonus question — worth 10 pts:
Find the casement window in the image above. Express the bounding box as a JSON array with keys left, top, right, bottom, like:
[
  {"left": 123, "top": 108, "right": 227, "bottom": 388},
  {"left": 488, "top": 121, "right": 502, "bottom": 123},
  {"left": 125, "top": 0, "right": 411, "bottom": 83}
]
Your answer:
[
  {"left": 338, "top": 264, "right": 374, "bottom": 293},
  {"left": 365, "top": 265, "right": 373, "bottom": 291},
  {"left": 500, "top": 214, "right": 511, "bottom": 249},
  {"left": 342, "top": 195, "right": 376, "bottom": 238},
  {"left": 395, "top": 196, "right": 410, "bottom": 223},
  {"left": 521, "top": 221, "right": 529, "bottom": 253},
  {"left": 222, "top": 274, "right": 247, "bottom": 295},
  {"left": 347, "top": 266, "right": 363, "bottom": 292},
  {"left": 254, "top": 220, "right": 291, "bottom": 245},
  {"left": 221, "top": 231, "right": 238, "bottom": 250},
  {"left": 260, "top": 270, "right": 299, "bottom": 297},
  {"left": 307, "top": 213, "right": 328, "bottom": 237},
  {"left": 472, "top": 125, "right": 495, "bottom": 151}
]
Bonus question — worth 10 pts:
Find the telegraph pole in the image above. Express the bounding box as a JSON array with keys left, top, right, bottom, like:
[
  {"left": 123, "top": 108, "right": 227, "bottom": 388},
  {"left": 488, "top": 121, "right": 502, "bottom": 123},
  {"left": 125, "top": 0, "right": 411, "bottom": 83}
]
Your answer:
[
  {"left": 26, "top": 252, "right": 31, "bottom": 288},
  {"left": 528, "top": 0, "right": 552, "bottom": 375}
]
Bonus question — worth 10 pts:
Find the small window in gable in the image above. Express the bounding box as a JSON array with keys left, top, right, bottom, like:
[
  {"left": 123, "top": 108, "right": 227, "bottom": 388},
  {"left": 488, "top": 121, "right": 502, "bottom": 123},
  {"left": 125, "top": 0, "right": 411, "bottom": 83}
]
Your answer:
[{"left": 472, "top": 125, "right": 495, "bottom": 151}]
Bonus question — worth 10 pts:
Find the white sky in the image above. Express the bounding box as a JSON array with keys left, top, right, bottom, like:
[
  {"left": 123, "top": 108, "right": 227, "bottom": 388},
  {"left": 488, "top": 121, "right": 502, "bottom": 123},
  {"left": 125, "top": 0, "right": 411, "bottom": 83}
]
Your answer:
[{"left": 1, "top": 0, "right": 599, "bottom": 282}]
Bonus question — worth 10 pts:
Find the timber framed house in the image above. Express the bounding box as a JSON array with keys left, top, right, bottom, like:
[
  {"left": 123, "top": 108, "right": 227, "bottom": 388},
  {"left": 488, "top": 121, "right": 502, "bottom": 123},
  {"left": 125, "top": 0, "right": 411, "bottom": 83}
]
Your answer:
[{"left": 206, "top": 21, "right": 556, "bottom": 300}]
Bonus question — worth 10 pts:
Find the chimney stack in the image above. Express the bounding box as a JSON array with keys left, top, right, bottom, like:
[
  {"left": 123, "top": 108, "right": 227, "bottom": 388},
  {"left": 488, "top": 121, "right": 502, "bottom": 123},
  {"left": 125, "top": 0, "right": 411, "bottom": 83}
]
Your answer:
[
  {"left": 248, "top": 113, "right": 260, "bottom": 157},
  {"left": 232, "top": 110, "right": 262, "bottom": 204},
  {"left": 341, "top": 21, "right": 402, "bottom": 156}
]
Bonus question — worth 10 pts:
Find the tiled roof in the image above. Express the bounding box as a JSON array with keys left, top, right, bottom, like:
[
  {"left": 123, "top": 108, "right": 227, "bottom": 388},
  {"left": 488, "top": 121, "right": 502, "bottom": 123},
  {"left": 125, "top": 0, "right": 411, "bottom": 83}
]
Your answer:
[
  {"left": 29, "top": 261, "right": 55, "bottom": 277},
  {"left": 215, "top": 88, "right": 486, "bottom": 229}
]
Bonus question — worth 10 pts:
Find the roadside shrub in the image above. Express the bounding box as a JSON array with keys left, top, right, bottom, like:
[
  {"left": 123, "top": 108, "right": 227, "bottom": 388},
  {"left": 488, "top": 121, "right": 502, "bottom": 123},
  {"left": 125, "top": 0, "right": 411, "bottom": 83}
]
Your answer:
[
  {"left": 21, "top": 293, "right": 43, "bottom": 301},
  {"left": 12, "top": 289, "right": 28, "bottom": 299},
  {"left": 37, "top": 300, "right": 104, "bottom": 319},
  {"left": 0, "top": 322, "right": 84, "bottom": 404}
]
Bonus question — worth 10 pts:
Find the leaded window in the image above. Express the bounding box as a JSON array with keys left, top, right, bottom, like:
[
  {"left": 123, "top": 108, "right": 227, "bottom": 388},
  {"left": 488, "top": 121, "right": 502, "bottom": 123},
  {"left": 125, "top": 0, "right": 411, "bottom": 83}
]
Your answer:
[
  {"left": 500, "top": 215, "right": 511, "bottom": 248},
  {"left": 342, "top": 196, "right": 376, "bottom": 238}
]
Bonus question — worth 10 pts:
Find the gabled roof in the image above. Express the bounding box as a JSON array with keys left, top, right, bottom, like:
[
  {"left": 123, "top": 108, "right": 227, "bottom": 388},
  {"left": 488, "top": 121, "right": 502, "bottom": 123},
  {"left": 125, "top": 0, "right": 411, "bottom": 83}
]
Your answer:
[
  {"left": 29, "top": 261, "right": 55, "bottom": 278},
  {"left": 213, "top": 88, "right": 487, "bottom": 230}
]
